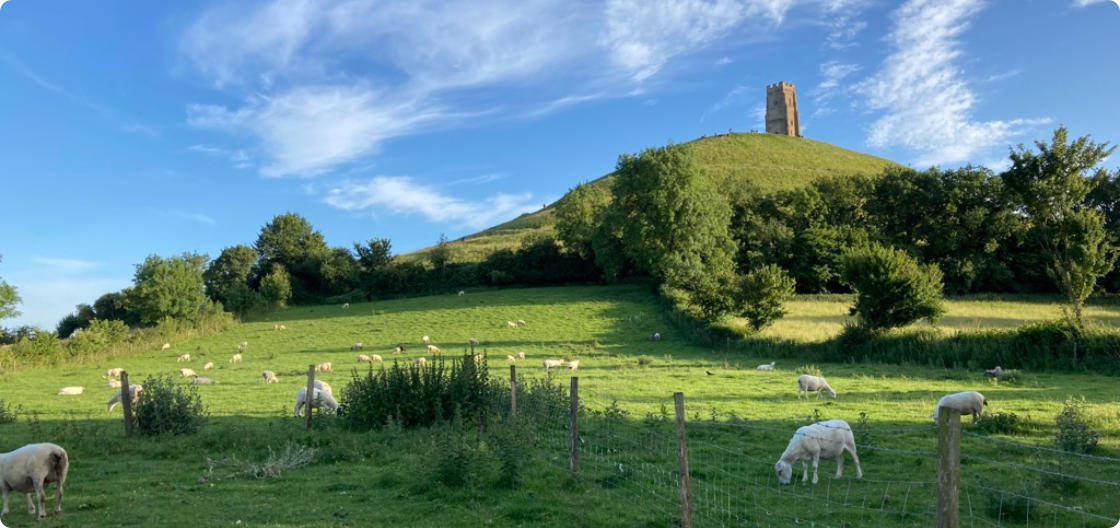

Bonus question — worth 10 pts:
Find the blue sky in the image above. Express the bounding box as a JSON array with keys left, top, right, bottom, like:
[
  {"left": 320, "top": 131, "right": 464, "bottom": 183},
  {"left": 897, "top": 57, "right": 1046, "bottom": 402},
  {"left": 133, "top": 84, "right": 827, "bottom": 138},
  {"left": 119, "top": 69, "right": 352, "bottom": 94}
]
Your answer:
[{"left": 0, "top": 0, "right": 1117, "bottom": 328}]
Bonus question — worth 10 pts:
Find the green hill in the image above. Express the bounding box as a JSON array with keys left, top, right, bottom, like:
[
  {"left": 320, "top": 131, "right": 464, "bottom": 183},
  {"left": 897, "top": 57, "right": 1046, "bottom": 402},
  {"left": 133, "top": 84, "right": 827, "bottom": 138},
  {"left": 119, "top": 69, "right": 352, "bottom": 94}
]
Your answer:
[{"left": 404, "top": 132, "right": 900, "bottom": 264}]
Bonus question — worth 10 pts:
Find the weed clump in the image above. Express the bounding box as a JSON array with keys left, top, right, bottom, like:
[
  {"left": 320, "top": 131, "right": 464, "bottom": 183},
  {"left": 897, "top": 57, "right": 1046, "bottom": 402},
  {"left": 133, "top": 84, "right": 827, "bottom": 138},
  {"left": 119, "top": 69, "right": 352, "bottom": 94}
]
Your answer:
[
  {"left": 795, "top": 364, "right": 822, "bottom": 377},
  {"left": 976, "top": 412, "right": 1024, "bottom": 435},
  {"left": 134, "top": 375, "right": 207, "bottom": 436},
  {"left": 0, "top": 399, "right": 19, "bottom": 425}
]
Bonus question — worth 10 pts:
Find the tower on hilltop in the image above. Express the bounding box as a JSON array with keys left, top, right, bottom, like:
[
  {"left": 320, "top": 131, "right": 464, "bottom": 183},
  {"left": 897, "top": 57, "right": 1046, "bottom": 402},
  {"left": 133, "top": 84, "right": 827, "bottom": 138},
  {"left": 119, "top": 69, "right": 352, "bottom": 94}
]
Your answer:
[{"left": 765, "top": 81, "right": 801, "bottom": 137}]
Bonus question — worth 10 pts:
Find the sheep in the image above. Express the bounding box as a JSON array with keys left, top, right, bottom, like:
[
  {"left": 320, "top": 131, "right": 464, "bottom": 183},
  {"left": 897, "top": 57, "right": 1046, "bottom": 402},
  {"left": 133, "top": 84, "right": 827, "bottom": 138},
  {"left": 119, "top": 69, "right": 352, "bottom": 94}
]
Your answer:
[
  {"left": 161, "top": 343, "right": 171, "bottom": 350},
  {"left": 774, "top": 419, "right": 862, "bottom": 485},
  {"left": 415, "top": 357, "right": 427, "bottom": 366},
  {"left": 568, "top": 360, "right": 579, "bottom": 371},
  {"left": 237, "top": 341, "right": 249, "bottom": 351},
  {"left": 651, "top": 332, "right": 661, "bottom": 341},
  {"left": 515, "top": 351, "right": 526, "bottom": 360},
  {"left": 797, "top": 374, "right": 837, "bottom": 399},
  {"left": 313, "top": 379, "right": 333, "bottom": 397},
  {"left": 342, "top": 302, "right": 350, "bottom": 309},
  {"left": 192, "top": 377, "right": 219, "bottom": 385},
  {"left": 984, "top": 366, "right": 1004, "bottom": 378},
  {"left": 229, "top": 353, "right": 243, "bottom": 364},
  {"left": 177, "top": 353, "right": 191, "bottom": 362},
  {"left": 756, "top": 361, "right": 776, "bottom": 371},
  {"left": 107, "top": 379, "right": 121, "bottom": 389},
  {"left": 0, "top": 442, "right": 69, "bottom": 520},
  {"left": 104, "top": 367, "right": 124, "bottom": 378},
  {"left": 369, "top": 354, "right": 383, "bottom": 362},
  {"left": 931, "top": 391, "right": 988, "bottom": 424},
  {"left": 543, "top": 359, "right": 564, "bottom": 370},
  {"left": 393, "top": 345, "right": 405, "bottom": 354},
  {"left": 279, "top": 324, "right": 287, "bottom": 331},
  {"left": 421, "top": 335, "right": 431, "bottom": 344},
  {"left": 472, "top": 354, "right": 484, "bottom": 363},
  {"left": 506, "top": 320, "right": 517, "bottom": 328},
  {"left": 458, "top": 290, "right": 465, "bottom": 296},
  {"left": 468, "top": 337, "right": 479, "bottom": 346},
  {"left": 351, "top": 342, "right": 363, "bottom": 351},
  {"left": 57, "top": 386, "right": 83, "bottom": 396},
  {"left": 315, "top": 362, "right": 333, "bottom": 373},
  {"left": 203, "top": 361, "right": 215, "bottom": 371},
  {"left": 427, "top": 344, "right": 440, "bottom": 354},
  {"left": 506, "top": 354, "right": 517, "bottom": 361},
  {"left": 106, "top": 385, "right": 143, "bottom": 413},
  {"left": 516, "top": 319, "right": 526, "bottom": 326},
  {"left": 357, "top": 354, "right": 372, "bottom": 363},
  {"left": 293, "top": 387, "right": 340, "bottom": 417},
  {"left": 179, "top": 368, "right": 198, "bottom": 378},
  {"left": 262, "top": 370, "right": 279, "bottom": 384}
]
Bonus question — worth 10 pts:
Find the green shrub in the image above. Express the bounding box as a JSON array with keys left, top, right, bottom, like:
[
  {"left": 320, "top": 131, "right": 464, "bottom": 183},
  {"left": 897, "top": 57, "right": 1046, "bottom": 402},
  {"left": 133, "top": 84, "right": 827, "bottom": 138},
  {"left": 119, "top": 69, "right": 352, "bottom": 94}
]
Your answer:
[
  {"left": 976, "top": 412, "right": 1024, "bottom": 435},
  {"left": 636, "top": 355, "right": 655, "bottom": 366},
  {"left": 134, "top": 376, "right": 207, "bottom": 436},
  {"left": 840, "top": 244, "right": 945, "bottom": 332},
  {"left": 1054, "top": 396, "right": 1099, "bottom": 454},
  {"left": 0, "top": 399, "right": 18, "bottom": 425},
  {"left": 736, "top": 265, "right": 796, "bottom": 332},
  {"left": 795, "top": 364, "right": 822, "bottom": 377},
  {"left": 491, "top": 418, "right": 535, "bottom": 488},
  {"left": 430, "top": 425, "right": 478, "bottom": 487}
]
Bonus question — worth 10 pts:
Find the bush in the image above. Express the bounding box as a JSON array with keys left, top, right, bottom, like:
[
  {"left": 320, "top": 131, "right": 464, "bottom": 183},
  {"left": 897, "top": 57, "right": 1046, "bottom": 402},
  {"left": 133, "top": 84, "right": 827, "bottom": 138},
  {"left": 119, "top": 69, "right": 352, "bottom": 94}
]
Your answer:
[
  {"left": 0, "top": 399, "right": 18, "bottom": 425},
  {"left": 134, "top": 376, "right": 207, "bottom": 436},
  {"left": 430, "top": 424, "right": 478, "bottom": 487},
  {"left": 736, "top": 265, "right": 795, "bottom": 332},
  {"left": 840, "top": 244, "right": 945, "bottom": 332},
  {"left": 975, "top": 411, "right": 1024, "bottom": 434},
  {"left": 490, "top": 418, "right": 535, "bottom": 488},
  {"left": 795, "top": 364, "right": 822, "bottom": 377},
  {"left": 1054, "top": 396, "right": 1098, "bottom": 454}
]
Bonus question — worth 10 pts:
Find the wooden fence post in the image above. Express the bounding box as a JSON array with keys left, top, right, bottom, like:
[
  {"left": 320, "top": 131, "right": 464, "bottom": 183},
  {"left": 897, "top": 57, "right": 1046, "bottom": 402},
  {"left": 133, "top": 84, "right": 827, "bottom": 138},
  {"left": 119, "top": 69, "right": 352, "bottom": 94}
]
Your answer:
[
  {"left": 305, "top": 365, "right": 315, "bottom": 429},
  {"left": 937, "top": 407, "right": 961, "bottom": 528},
  {"left": 120, "top": 370, "right": 133, "bottom": 437},
  {"left": 569, "top": 376, "right": 579, "bottom": 473},
  {"left": 674, "top": 392, "right": 692, "bottom": 528},
  {"left": 509, "top": 365, "right": 517, "bottom": 418}
]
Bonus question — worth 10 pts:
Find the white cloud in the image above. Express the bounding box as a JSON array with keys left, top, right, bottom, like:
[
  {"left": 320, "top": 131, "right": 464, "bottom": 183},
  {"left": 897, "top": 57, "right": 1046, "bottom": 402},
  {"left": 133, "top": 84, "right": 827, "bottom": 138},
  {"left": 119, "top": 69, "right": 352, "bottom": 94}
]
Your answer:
[
  {"left": 811, "top": 61, "right": 860, "bottom": 116},
  {"left": 1071, "top": 0, "right": 1109, "bottom": 6},
  {"left": 702, "top": 85, "right": 751, "bottom": 122},
  {"left": 31, "top": 257, "right": 98, "bottom": 274},
  {"left": 323, "top": 176, "right": 540, "bottom": 229},
  {"left": 855, "top": 0, "right": 1047, "bottom": 166},
  {"left": 822, "top": 0, "right": 871, "bottom": 49}
]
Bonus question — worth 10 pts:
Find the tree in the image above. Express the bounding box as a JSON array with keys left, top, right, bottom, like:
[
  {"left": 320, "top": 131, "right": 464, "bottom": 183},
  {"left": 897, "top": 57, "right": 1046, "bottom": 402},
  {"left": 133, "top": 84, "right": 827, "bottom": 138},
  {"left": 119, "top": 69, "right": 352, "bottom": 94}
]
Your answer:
[
  {"left": 0, "top": 254, "right": 20, "bottom": 320},
  {"left": 428, "top": 234, "right": 451, "bottom": 272},
  {"left": 57, "top": 303, "right": 96, "bottom": 338},
  {"left": 735, "top": 265, "right": 796, "bottom": 332},
  {"left": 129, "top": 253, "right": 209, "bottom": 324},
  {"left": 253, "top": 213, "right": 329, "bottom": 302},
  {"left": 841, "top": 244, "right": 945, "bottom": 332},
  {"left": 93, "top": 291, "right": 137, "bottom": 325},
  {"left": 1002, "top": 127, "right": 1117, "bottom": 327},
  {"left": 320, "top": 247, "right": 359, "bottom": 295},
  {"left": 259, "top": 263, "right": 293, "bottom": 309},
  {"left": 354, "top": 238, "right": 393, "bottom": 272},
  {"left": 203, "top": 245, "right": 258, "bottom": 314},
  {"left": 555, "top": 182, "right": 611, "bottom": 260}
]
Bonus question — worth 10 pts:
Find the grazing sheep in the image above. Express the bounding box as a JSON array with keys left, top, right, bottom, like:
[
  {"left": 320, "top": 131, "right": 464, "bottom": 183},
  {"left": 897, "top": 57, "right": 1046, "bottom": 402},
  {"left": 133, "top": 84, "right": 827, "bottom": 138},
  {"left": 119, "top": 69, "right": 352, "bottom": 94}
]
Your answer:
[
  {"left": 543, "top": 359, "right": 564, "bottom": 370},
  {"left": 177, "top": 354, "right": 191, "bottom": 362},
  {"left": 415, "top": 357, "right": 427, "bottom": 366},
  {"left": 458, "top": 290, "right": 465, "bottom": 296},
  {"left": 342, "top": 302, "right": 350, "bottom": 309},
  {"left": 107, "top": 379, "right": 121, "bottom": 389},
  {"left": 0, "top": 442, "right": 69, "bottom": 520},
  {"left": 426, "top": 344, "right": 440, "bottom": 353},
  {"left": 179, "top": 368, "right": 198, "bottom": 378},
  {"left": 161, "top": 343, "right": 171, "bottom": 351},
  {"left": 568, "top": 360, "right": 579, "bottom": 371},
  {"left": 315, "top": 362, "right": 333, "bottom": 373},
  {"left": 351, "top": 342, "right": 363, "bottom": 351},
  {"left": 516, "top": 319, "right": 526, "bottom": 326},
  {"left": 984, "top": 366, "right": 1003, "bottom": 378},
  {"left": 421, "top": 335, "right": 430, "bottom": 344},
  {"left": 393, "top": 345, "right": 405, "bottom": 354},
  {"left": 756, "top": 361, "right": 776, "bottom": 371},
  {"left": 279, "top": 324, "right": 286, "bottom": 330},
  {"left": 357, "top": 354, "right": 372, "bottom": 363},
  {"left": 313, "top": 380, "right": 333, "bottom": 397},
  {"left": 237, "top": 341, "right": 249, "bottom": 351},
  {"left": 203, "top": 361, "right": 215, "bottom": 371},
  {"left": 57, "top": 386, "right": 83, "bottom": 396},
  {"left": 106, "top": 385, "right": 143, "bottom": 413},
  {"left": 369, "top": 354, "right": 382, "bottom": 362},
  {"left": 104, "top": 367, "right": 124, "bottom": 378},
  {"left": 774, "top": 419, "right": 862, "bottom": 485},
  {"left": 506, "top": 320, "right": 517, "bottom": 328},
  {"left": 651, "top": 332, "right": 661, "bottom": 341},
  {"left": 507, "top": 355, "right": 517, "bottom": 361},
  {"left": 931, "top": 391, "right": 988, "bottom": 424},
  {"left": 515, "top": 351, "right": 525, "bottom": 360},
  {"left": 229, "top": 353, "right": 242, "bottom": 364},
  {"left": 192, "top": 377, "right": 219, "bottom": 385},
  {"left": 472, "top": 354, "right": 484, "bottom": 363},
  {"left": 797, "top": 374, "right": 837, "bottom": 399},
  {"left": 262, "top": 370, "right": 279, "bottom": 384},
  {"left": 468, "top": 337, "right": 479, "bottom": 346},
  {"left": 293, "top": 387, "right": 340, "bottom": 417}
]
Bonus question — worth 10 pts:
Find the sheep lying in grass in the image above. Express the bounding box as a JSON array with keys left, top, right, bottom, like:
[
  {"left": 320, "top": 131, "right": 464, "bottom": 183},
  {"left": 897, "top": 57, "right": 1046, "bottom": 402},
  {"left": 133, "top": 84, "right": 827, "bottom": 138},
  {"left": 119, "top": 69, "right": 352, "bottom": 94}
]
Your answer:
[
  {"left": 106, "top": 385, "right": 143, "bottom": 413},
  {"left": 516, "top": 319, "right": 526, "bottom": 326},
  {"left": 797, "top": 374, "right": 836, "bottom": 399},
  {"left": 273, "top": 324, "right": 287, "bottom": 331},
  {"left": 177, "top": 354, "right": 191, "bottom": 362},
  {"left": 0, "top": 442, "right": 69, "bottom": 520},
  {"left": 774, "top": 419, "right": 862, "bottom": 485},
  {"left": 543, "top": 359, "right": 564, "bottom": 370},
  {"left": 342, "top": 303, "right": 350, "bottom": 309},
  {"left": 179, "top": 368, "right": 198, "bottom": 378},
  {"left": 427, "top": 345, "right": 440, "bottom": 353},
  {"left": 192, "top": 377, "right": 219, "bottom": 385},
  {"left": 57, "top": 386, "right": 83, "bottom": 396},
  {"left": 515, "top": 351, "right": 526, "bottom": 360},
  {"left": 203, "top": 362, "right": 214, "bottom": 371},
  {"left": 262, "top": 370, "right": 279, "bottom": 384},
  {"left": 984, "top": 366, "right": 1002, "bottom": 378},
  {"left": 230, "top": 353, "right": 242, "bottom": 364},
  {"left": 161, "top": 343, "right": 171, "bottom": 351},
  {"left": 294, "top": 387, "right": 340, "bottom": 417},
  {"left": 107, "top": 379, "right": 121, "bottom": 389},
  {"left": 458, "top": 290, "right": 465, "bottom": 296},
  {"left": 932, "top": 391, "right": 988, "bottom": 424},
  {"left": 468, "top": 337, "right": 479, "bottom": 346},
  {"left": 506, "top": 321, "right": 517, "bottom": 328},
  {"left": 315, "top": 362, "right": 333, "bottom": 373},
  {"left": 757, "top": 361, "right": 776, "bottom": 371},
  {"left": 351, "top": 342, "right": 363, "bottom": 351},
  {"left": 104, "top": 367, "right": 124, "bottom": 378}
]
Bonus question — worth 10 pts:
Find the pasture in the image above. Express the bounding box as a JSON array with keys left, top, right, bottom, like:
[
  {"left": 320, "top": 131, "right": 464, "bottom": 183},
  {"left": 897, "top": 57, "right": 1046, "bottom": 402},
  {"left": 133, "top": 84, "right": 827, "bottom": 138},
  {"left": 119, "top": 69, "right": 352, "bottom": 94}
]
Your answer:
[{"left": 1, "top": 285, "right": 1118, "bottom": 527}]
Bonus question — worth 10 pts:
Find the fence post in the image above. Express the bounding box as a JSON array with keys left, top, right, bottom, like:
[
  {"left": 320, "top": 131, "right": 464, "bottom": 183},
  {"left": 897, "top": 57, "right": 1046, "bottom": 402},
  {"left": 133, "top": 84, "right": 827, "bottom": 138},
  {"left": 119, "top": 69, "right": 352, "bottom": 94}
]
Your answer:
[
  {"left": 674, "top": 392, "right": 693, "bottom": 528},
  {"left": 569, "top": 376, "right": 579, "bottom": 473},
  {"left": 509, "top": 365, "right": 517, "bottom": 418},
  {"left": 120, "top": 370, "right": 133, "bottom": 437},
  {"left": 937, "top": 407, "right": 961, "bottom": 528},
  {"left": 305, "top": 365, "right": 315, "bottom": 430}
]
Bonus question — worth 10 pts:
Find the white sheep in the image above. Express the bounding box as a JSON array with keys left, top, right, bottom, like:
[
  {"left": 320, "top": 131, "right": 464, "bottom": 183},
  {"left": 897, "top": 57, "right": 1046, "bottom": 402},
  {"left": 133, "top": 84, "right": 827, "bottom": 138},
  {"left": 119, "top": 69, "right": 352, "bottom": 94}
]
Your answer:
[
  {"left": 458, "top": 290, "right": 465, "bottom": 296},
  {"left": 369, "top": 354, "right": 383, "bottom": 362},
  {"left": 797, "top": 374, "right": 836, "bottom": 399},
  {"left": 774, "top": 419, "right": 862, "bottom": 485},
  {"left": 468, "top": 337, "right": 479, "bottom": 346},
  {"left": 262, "top": 370, "right": 279, "bottom": 384},
  {"left": 351, "top": 342, "right": 363, "bottom": 351},
  {"left": 0, "top": 442, "right": 69, "bottom": 520},
  {"left": 506, "top": 355, "right": 516, "bottom": 361},
  {"left": 756, "top": 361, "right": 776, "bottom": 371},
  {"left": 177, "top": 353, "right": 191, "bottom": 362},
  {"left": 393, "top": 345, "right": 405, "bottom": 354},
  {"left": 427, "top": 344, "right": 440, "bottom": 353},
  {"left": 315, "top": 362, "right": 333, "bottom": 373},
  {"left": 106, "top": 385, "right": 143, "bottom": 413},
  {"left": 415, "top": 357, "right": 427, "bottom": 366},
  {"left": 506, "top": 320, "right": 517, "bottom": 328},
  {"left": 104, "top": 367, "right": 124, "bottom": 378},
  {"left": 161, "top": 343, "right": 171, "bottom": 350},
  {"left": 357, "top": 354, "right": 372, "bottom": 363},
  {"left": 237, "top": 341, "right": 249, "bottom": 351},
  {"left": 57, "top": 386, "right": 83, "bottom": 396},
  {"left": 515, "top": 351, "right": 526, "bottom": 360},
  {"left": 568, "top": 360, "right": 579, "bottom": 371},
  {"left": 192, "top": 377, "right": 219, "bottom": 385},
  {"left": 421, "top": 335, "right": 430, "bottom": 344},
  {"left": 203, "top": 361, "right": 215, "bottom": 371},
  {"left": 984, "top": 366, "right": 1003, "bottom": 378},
  {"left": 229, "top": 353, "right": 243, "bottom": 364},
  {"left": 293, "top": 387, "right": 340, "bottom": 417},
  {"left": 516, "top": 319, "right": 526, "bottom": 326},
  {"left": 342, "top": 303, "right": 350, "bottom": 309},
  {"left": 651, "top": 332, "right": 661, "bottom": 341},
  {"left": 931, "top": 391, "right": 988, "bottom": 424},
  {"left": 107, "top": 379, "right": 121, "bottom": 389},
  {"left": 313, "top": 379, "right": 333, "bottom": 397},
  {"left": 472, "top": 354, "right": 484, "bottom": 363},
  {"left": 179, "top": 368, "right": 198, "bottom": 378},
  {"left": 543, "top": 359, "right": 564, "bottom": 370}
]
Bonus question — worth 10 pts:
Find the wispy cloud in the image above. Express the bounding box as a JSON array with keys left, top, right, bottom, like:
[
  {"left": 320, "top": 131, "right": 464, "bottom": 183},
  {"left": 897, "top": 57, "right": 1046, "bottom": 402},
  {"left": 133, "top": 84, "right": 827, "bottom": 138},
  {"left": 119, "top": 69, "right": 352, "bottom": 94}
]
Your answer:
[
  {"left": 855, "top": 0, "right": 1048, "bottom": 166},
  {"left": 1071, "top": 0, "right": 1110, "bottom": 6},
  {"left": 982, "top": 69, "right": 1022, "bottom": 83},
  {"left": 449, "top": 173, "right": 508, "bottom": 186},
  {"left": 173, "top": 211, "right": 217, "bottom": 226},
  {"left": 188, "top": 144, "right": 252, "bottom": 169},
  {"left": 701, "top": 85, "right": 751, "bottom": 122},
  {"left": 822, "top": 0, "right": 871, "bottom": 49},
  {"left": 322, "top": 176, "right": 540, "bottom": 229},
  {"left": 31, "top": 257, "right": 98, "bottom": 275},
  {"left": 811, "top": 61, "right": 859, "bottom": 116}
]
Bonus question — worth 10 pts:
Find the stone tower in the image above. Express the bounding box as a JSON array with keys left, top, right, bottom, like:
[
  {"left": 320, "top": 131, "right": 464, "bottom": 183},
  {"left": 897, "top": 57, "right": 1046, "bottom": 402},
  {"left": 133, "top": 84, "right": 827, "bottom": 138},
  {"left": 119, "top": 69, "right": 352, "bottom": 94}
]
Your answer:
[{"left": 765, "top": 81, "right": 801, "bottom": 137}]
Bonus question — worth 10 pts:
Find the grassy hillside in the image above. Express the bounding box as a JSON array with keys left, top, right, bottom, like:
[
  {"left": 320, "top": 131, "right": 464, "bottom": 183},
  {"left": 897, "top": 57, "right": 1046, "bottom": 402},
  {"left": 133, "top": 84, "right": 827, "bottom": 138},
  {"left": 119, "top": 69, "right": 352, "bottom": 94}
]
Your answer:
[
  {"left": 403, "top": 133, "right": 899, "bottom": 264},
  {"left": 0, "top": 286, "right": 1118, "bottom": 527}
]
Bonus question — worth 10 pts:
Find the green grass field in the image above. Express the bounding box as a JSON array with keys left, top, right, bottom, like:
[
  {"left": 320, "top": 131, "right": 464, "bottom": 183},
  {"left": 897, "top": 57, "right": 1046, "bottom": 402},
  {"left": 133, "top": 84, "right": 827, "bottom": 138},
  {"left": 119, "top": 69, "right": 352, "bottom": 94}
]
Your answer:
[{"left": 1, "top": 286, "right": 1118, "bottom": 527}]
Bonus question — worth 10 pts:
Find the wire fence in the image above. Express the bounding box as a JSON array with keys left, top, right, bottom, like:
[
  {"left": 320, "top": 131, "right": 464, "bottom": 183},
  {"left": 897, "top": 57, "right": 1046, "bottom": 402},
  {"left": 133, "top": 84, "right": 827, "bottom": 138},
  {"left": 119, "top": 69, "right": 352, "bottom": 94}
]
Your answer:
[{"left": 512, "top": 372, "right": 1120, "bottom": 528}]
